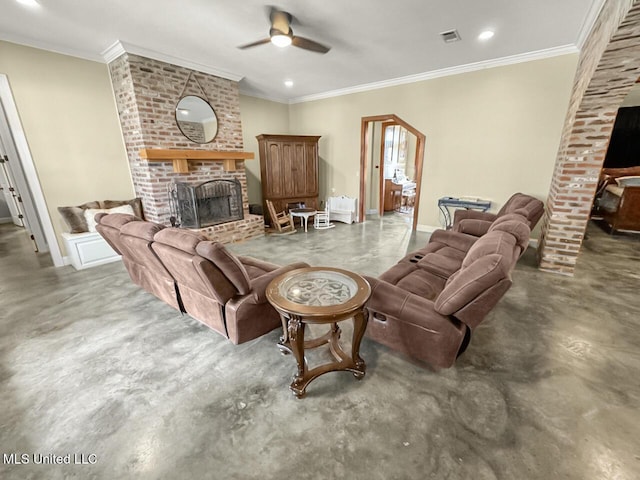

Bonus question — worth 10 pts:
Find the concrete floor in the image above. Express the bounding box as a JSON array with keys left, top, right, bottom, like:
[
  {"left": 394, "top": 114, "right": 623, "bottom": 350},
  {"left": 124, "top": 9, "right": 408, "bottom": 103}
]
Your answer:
[{"left": 0, "top": 216, "right": 639, "bottom": 479}]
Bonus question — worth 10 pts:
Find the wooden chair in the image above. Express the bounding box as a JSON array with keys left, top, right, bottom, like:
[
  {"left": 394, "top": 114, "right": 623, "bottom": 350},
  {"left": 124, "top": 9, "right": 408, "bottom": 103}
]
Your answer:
[{"left": 266, "top": 199, "right": 296, "bottom": 234}]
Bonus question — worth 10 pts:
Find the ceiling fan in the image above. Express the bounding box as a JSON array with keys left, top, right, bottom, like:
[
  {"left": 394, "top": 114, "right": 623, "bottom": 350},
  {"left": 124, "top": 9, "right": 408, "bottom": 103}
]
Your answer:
[{"left": 238, "top": 8, "right": 331, "bottom": 54}]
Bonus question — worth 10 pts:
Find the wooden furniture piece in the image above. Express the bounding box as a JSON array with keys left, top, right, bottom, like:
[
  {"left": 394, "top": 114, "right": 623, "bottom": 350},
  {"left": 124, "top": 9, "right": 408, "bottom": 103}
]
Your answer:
[
  {"left": 257, "top": 135, "right": 320, "bottom": 223},
  {"left": 139, "top": 149, "right": 254, "bottom": 173},
  {"left": 266, "top": 199, "right": 295, "bottom": 234},
  {"left": 384, "top": 179, "right": 403, "bottom": 212},
  {"left": 266, "top": 267, "right": 371, "bottom": 398},
  {"left": 594, "top": 166, "right": 640, "bottom": 233},
  {"left": 289, "top": 208, "right": 316, "bottom": 233}
]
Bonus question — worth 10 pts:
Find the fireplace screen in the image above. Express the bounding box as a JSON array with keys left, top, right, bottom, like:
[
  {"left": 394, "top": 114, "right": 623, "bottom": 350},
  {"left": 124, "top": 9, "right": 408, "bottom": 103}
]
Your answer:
[{"left": 168, "top": 179, "right": 243, "bottom": 228}]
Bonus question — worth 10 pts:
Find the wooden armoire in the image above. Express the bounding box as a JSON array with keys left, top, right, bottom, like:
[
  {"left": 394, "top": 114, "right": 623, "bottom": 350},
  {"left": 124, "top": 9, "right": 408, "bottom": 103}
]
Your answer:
[{"left": 257, "top": 134, "right": 320, "bottom": 218}]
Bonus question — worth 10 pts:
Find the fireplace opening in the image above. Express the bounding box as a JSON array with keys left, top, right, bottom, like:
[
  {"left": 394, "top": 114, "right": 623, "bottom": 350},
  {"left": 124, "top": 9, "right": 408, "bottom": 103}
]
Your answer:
[{"left": 169, "top": 179, "right": 244, "bottom": 228}]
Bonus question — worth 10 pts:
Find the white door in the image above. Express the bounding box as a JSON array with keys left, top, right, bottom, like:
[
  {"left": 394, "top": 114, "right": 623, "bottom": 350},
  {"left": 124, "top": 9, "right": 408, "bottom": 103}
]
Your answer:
[{"left": 0, "top": 149, "right": 25, "bottom": 227}]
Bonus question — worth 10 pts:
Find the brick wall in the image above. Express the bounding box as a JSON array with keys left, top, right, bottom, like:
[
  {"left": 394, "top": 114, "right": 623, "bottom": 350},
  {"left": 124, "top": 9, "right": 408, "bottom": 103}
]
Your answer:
[
  {"left": 108, "top": 54, "right": 262, "bottom": 243},
  {"left": 538, "top": 0, "right": 640, "bottom": 275}
]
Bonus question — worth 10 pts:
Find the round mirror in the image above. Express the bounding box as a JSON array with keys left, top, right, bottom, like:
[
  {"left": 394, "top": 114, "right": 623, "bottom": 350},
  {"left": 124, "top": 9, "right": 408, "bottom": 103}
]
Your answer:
[{"left": 175, "top": 95, "right": 218, "bottom": 143}]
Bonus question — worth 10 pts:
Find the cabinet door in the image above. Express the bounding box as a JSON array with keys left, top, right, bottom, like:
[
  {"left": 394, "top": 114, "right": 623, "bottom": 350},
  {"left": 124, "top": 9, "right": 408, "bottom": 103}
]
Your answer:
[
  {"left": 303, "top": 141, "right": 318, "bottom": 196},
  {"left": 281, "top": 142, "right": 296, "bottom": 196},
  {"left": 264, "top": 141, "right": 285, "bottom": 197}
]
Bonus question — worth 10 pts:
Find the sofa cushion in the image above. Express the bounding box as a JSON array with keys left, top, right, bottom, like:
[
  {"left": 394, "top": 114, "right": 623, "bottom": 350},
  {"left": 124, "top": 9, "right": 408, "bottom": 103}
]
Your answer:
[
  {"left": 488, "top": 216, "right": 530, "bottom": 253},
  {"left": 196, "top": 242, "right": 251, "bottom": 295},
  {"left": 416, "top": 253, "right": 462, "bottom": 279},
  {"left": 153, "top": 228, "right": 204, "bottom": 255},
  {"left": 98, "top": 212, "right": 140, "bottom": 229},
  {"left": 380, "top": 262, "right": 445, "bottom": 300},
  {"left": 57, "top": 201, "right": 101, "bottom": 233},
  {"left": 120, "top": 220, "right": 165, "bottom": 241},
  {"left": 461, "top": 231, "right": 516, "bottom": 268},
  {"left": 435, "top": 253, "right": 510, "bottom": 317}
]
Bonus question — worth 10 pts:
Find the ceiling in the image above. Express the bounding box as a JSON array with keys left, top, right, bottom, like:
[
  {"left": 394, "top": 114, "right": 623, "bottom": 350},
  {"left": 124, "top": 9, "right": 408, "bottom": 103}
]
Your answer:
[{"left": 1, "top": 0, "right": 603, "bottom": 103}]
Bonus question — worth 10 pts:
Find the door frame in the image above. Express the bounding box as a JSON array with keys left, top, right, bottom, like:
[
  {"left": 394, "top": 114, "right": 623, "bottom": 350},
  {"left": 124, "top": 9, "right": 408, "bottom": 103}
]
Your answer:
[
  {"left": 0, "top": 74, "right": 63, "bottom": 266},
  {"left": 359, "top": 114, "right": 425, "bottom": 230}
]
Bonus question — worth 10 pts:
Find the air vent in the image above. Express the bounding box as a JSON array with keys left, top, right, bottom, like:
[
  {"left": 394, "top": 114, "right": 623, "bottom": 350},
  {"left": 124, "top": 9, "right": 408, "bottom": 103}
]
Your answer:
[{"left": 440, "top": 29, "right": 461, "bottom": 43}]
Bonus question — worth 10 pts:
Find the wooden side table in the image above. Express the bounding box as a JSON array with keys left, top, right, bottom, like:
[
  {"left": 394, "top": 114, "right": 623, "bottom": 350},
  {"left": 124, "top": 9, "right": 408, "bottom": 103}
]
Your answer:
[{"left": 266, "top": 267, "right": 372, "bottom": 398}]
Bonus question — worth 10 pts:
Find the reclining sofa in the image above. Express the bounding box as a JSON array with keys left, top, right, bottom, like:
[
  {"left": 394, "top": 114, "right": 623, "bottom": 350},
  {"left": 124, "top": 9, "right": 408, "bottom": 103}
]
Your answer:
[
  {"left": 365, "top": 214, "right": 531, "bottom": 369},
  {"left": 95, "top": 213, "right": 308, "bottom": 344}
]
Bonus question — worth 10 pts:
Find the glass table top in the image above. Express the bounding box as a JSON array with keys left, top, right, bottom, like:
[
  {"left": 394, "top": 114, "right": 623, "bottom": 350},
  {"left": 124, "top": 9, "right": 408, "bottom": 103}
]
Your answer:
[{"left": 278, "top": 270, "right": 359, "bottom": 306}]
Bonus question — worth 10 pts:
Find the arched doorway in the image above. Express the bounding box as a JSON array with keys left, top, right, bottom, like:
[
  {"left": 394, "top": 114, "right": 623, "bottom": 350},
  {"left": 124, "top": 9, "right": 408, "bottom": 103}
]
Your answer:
[{"left": 359, "top": 114, "right": 425, "bottom": 231}]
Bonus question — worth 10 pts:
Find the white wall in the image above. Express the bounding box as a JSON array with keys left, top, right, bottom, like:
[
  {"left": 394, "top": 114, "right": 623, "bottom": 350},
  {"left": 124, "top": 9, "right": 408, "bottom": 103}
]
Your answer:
[
  {"left": 239, "top": 95, "right": 290, "bottom": 206},
  {"left": 0, "top": 41, "right": 133, "bottom": 255},
  {"left": 288, "top": 54, "right": 579, "bottom": 232}
]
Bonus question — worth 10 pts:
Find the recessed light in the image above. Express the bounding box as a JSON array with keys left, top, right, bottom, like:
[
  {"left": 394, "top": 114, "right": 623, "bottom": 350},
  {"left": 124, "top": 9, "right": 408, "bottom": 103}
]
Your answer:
[
  {"left": 478, "top": 30, "right": 495, "bottom": 41},
  {"left": 284, "top": 80, "right": 294, "bottom": 88},
  {"left": 16, "top": 0, "right": 40, "bottom": 7}
]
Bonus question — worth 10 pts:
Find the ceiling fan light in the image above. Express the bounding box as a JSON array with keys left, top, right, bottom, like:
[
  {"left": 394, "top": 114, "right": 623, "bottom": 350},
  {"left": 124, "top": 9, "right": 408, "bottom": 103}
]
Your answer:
[{"left": 271, "top": 34, "right": 292, "bottom": 48}]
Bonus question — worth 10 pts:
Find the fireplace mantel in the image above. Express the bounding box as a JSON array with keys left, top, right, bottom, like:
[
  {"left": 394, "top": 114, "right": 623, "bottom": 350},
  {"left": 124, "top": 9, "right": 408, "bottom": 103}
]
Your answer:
[{"left": 139, "top": 149, "right": 254, "bottom": 173}]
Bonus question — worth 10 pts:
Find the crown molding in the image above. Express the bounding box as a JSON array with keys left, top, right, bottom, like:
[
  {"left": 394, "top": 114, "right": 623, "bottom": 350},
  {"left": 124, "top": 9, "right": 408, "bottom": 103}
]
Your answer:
[
  {"left": 576, "top": 0, "right": 607, "bottom": 50},
  {"left": 0, "top": 33, "right": 103, "bottom": 62},
  {"left": 238, "top": 88, "right": 289, "bottom": 104},
  {"left": 288, "top": 44, "right": 579, "bottom": 104},
  {"left": 100, "top": 41, "right": 244, "bottom": 82}
]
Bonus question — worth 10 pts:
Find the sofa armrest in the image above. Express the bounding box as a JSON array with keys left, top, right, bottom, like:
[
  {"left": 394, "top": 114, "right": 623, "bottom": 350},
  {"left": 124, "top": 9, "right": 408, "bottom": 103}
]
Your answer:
[
  {"left": 429, "top": 229, "right": 478, "bottom": 252},
  {"left": 251, "top": 262, "right": 310, "bottom": 303},
  {"left": 238, "top": 255, "right": 281, "bottom": 272},
  {"left": 365, "top": 276, "right": 434, "bottom": 317},
  {"left": 453, "top": 209, "right": 496, "bottom": 225},
  {"left": 453, "top": 218, "right": 492, "bottom": 237},
  {"left": 365, "top": 276, "right": 456, "bottom": 330}
]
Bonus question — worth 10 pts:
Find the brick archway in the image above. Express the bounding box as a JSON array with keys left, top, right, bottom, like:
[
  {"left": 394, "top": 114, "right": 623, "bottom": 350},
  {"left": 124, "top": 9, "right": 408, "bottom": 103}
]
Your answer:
[{"left": 538, "top": 0, "right": 640, "bottom": 275}]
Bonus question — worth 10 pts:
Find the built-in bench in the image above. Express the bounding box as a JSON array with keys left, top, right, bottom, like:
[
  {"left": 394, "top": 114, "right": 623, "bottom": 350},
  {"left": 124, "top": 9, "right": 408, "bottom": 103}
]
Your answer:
[{"left": 62, "top": 231, "right": 120, "bottom": 270}]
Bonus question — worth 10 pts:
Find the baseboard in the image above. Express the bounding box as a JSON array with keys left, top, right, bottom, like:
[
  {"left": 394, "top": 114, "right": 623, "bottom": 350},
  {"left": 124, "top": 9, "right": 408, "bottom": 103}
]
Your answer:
[
  {"left": 62, "top": 256, "right": 71, "bottom": 266},
  {"left": 0, "top": 217, "right": 12, "bottom": 224},
  {"left": 366, "top": 209, "right": 378, "bottom": 215},
  {"left": 416, "top": 224, "right": 439, "bottom": 233}
]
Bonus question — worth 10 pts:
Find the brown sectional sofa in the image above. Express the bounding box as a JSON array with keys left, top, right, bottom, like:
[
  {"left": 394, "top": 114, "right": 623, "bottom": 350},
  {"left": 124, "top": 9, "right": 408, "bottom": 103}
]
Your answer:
[
  {"left": 365, "top": 215, "right": 532, "bottom": 369},
  {"left": 95, "top": 213, "right": 308, "bottom": 344}
]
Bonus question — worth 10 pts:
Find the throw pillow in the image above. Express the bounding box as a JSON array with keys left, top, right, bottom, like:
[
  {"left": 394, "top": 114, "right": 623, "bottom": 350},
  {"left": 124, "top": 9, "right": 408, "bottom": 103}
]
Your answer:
[
  {"left": 102, "top": 198, "right": 144, "bottom": 219},
  {"left": 84, "top": 205, "right": 135, "bottom": 232},
  {"left": 57, "top": 201, "right": 101, "bottom": 233}
]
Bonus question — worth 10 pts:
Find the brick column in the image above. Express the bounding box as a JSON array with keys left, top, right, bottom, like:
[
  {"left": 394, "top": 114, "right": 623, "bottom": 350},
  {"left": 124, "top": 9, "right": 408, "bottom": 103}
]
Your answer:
[
  {"left": 108, "top": 54, "right": 245, "bottom": 226},
  {"left": 538, "top": 0, "right": 640, "bottom": 275}
]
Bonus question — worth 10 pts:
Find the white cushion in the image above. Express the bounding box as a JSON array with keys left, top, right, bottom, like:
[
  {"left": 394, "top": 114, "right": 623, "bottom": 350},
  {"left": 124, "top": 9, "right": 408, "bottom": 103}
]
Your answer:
[
  {"left": 616, "top": 175, "right": 640, "bottom": 187},
  {"left": 84, "top": 204, "right": 134, "bottom": 232}
]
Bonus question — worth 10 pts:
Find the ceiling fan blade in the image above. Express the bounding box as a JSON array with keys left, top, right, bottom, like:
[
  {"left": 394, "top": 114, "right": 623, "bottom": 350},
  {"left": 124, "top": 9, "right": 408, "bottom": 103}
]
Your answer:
[
  {"left": 238, "top": 38, "right": 272, "bottom": 49},
  {"left": 292, "top": 36, "right": 330, "bottom": 54}
]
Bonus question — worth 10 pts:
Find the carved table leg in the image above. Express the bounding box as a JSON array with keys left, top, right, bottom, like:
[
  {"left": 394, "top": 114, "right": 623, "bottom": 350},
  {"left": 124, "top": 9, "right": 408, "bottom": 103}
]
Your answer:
[
  {"left": 351, "top": 309, "right": 368, "bottom": 379},
  {"left": 277, "top": 314, "right": 291, "bottom": 355},
  {"left": 288, "top": 316, "right": 307, "bottom": 398}
]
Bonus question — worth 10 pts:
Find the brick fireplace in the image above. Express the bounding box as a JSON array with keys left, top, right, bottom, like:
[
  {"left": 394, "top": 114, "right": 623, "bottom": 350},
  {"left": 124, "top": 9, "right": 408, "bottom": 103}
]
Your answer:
[{"left": 107, "top": 53, "right": 263, "bottom": 243}]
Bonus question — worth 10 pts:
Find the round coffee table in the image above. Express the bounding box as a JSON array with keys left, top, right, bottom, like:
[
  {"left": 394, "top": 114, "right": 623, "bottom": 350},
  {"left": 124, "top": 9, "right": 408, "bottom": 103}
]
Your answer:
[
  {"left": 289, "top": 208, "right": 317, "bottom": 232},
  {"left": 266, "top": 267, "right": 372, "bottom": 398}
]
